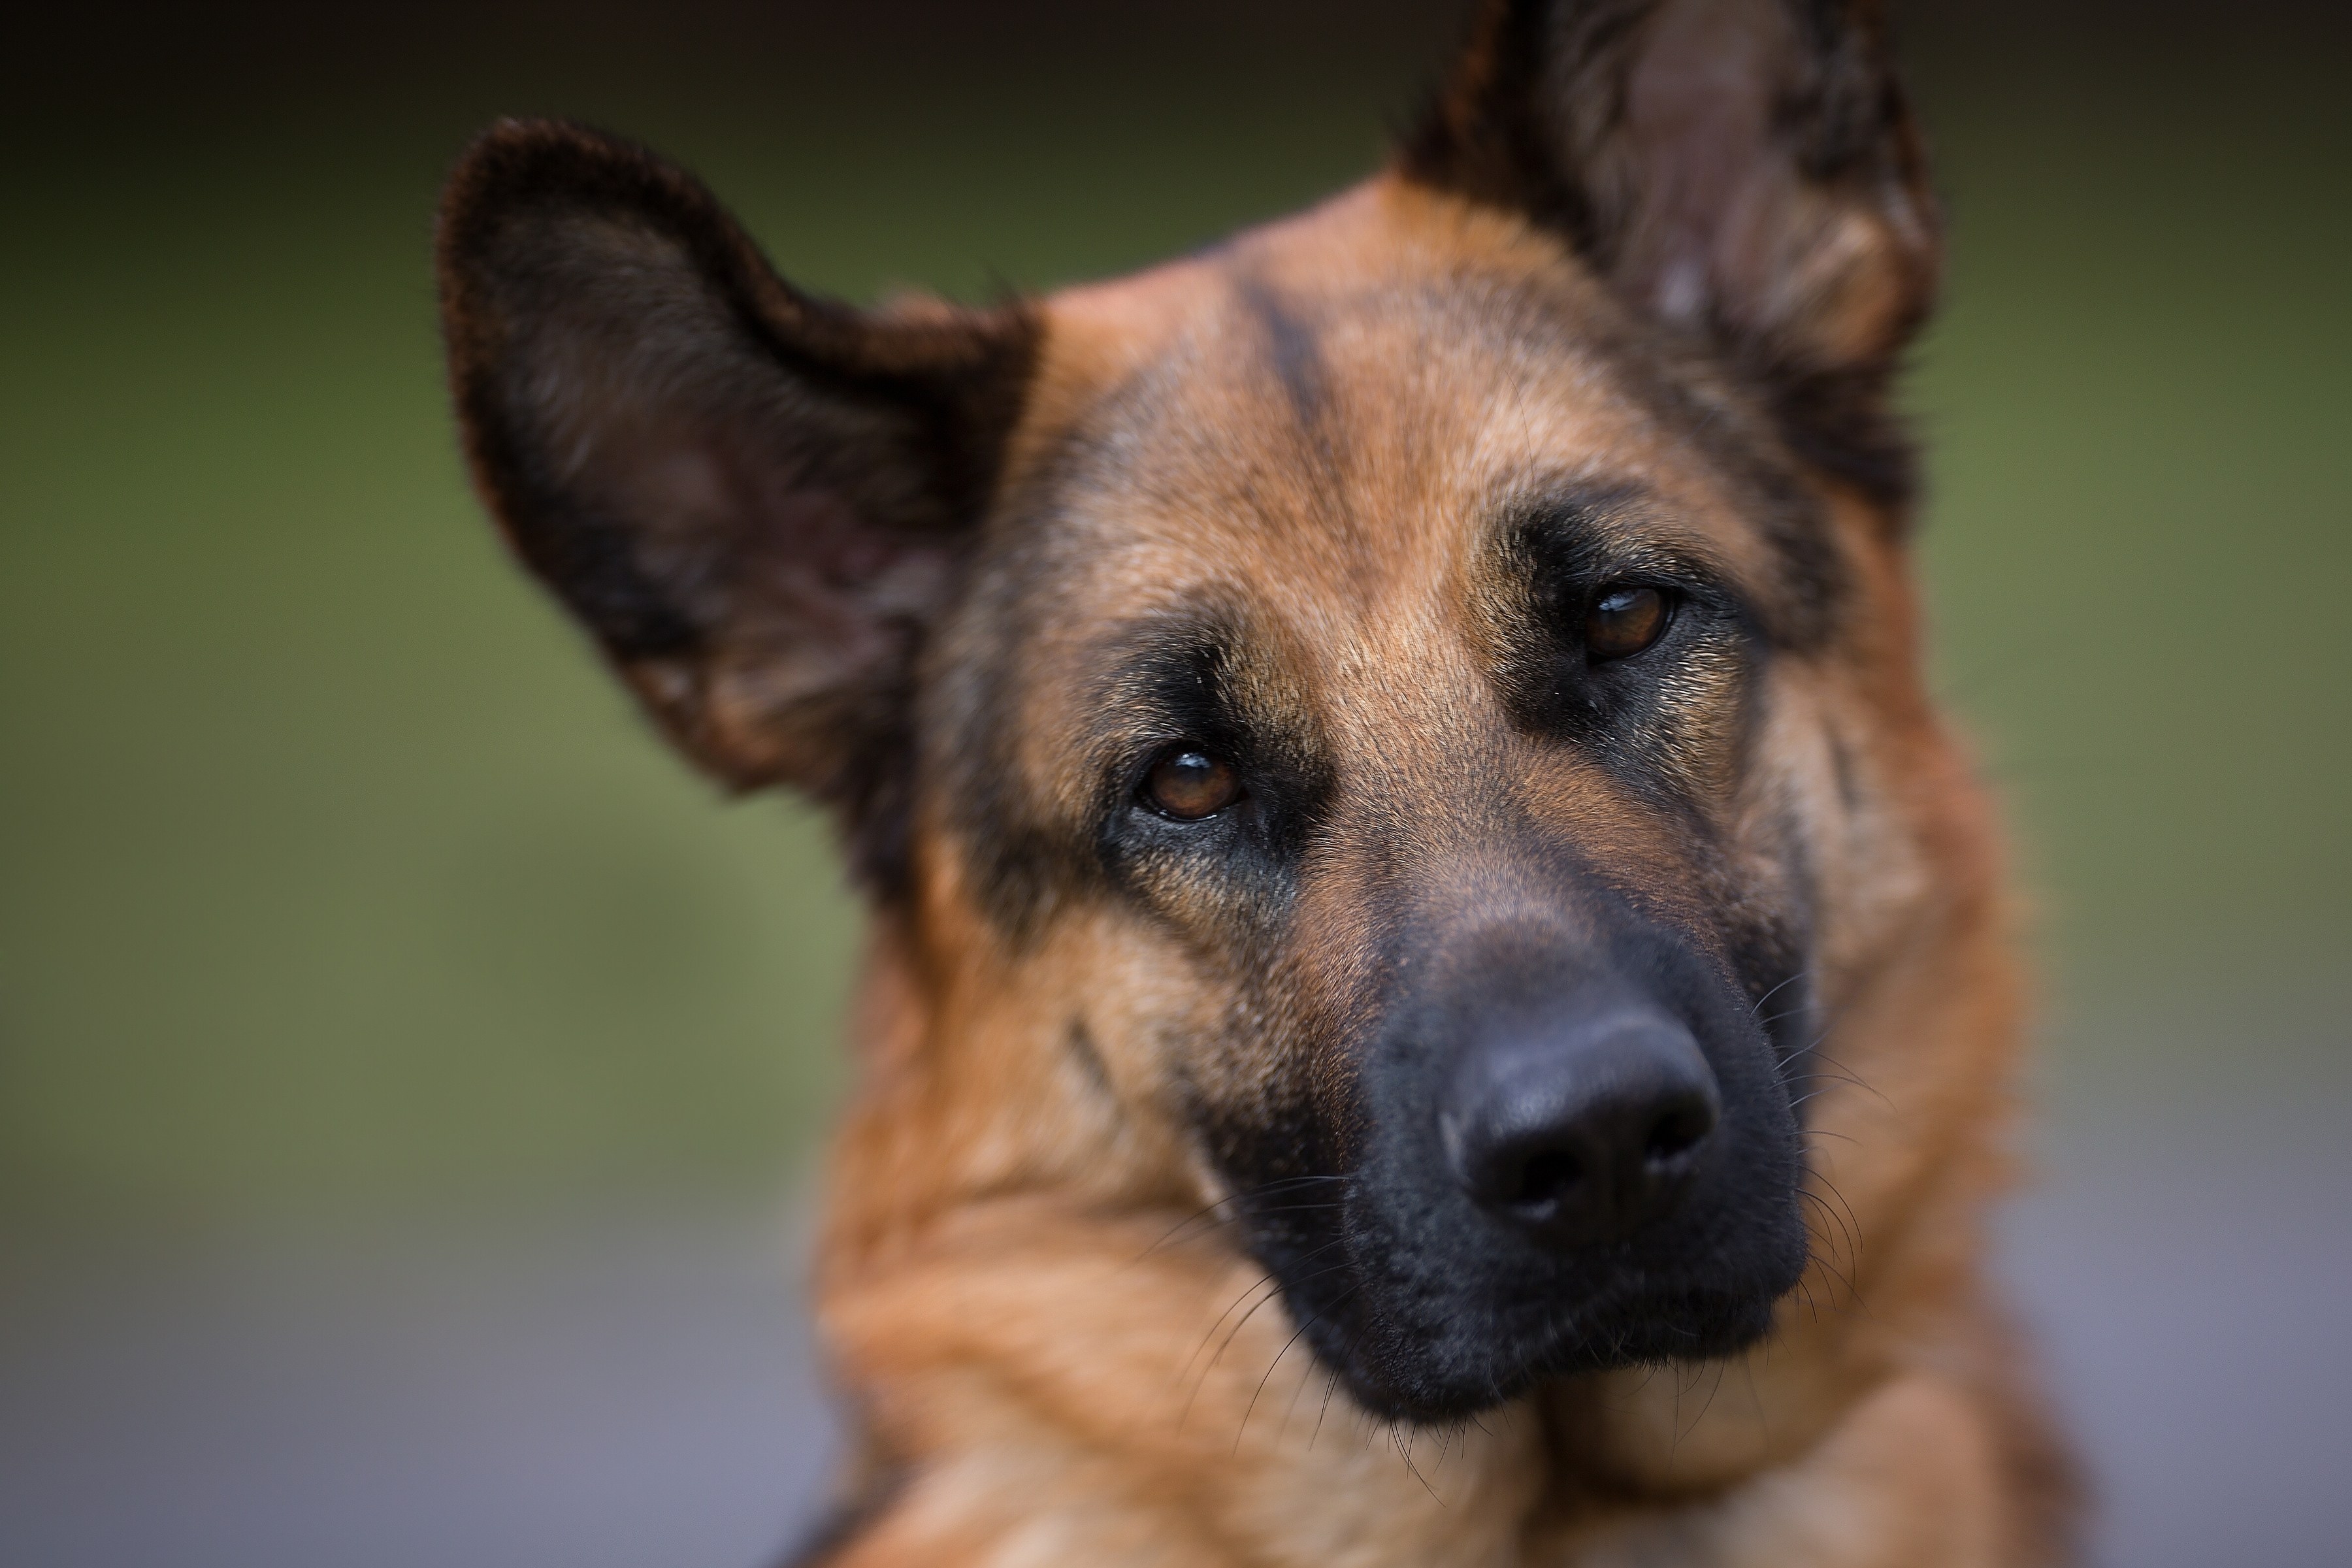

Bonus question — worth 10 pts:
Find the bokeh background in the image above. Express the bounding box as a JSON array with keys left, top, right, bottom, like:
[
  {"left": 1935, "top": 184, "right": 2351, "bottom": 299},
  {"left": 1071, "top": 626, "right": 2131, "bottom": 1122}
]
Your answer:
[{"left": 3, "top": 3, "right": 2345, "bottom": 1564}]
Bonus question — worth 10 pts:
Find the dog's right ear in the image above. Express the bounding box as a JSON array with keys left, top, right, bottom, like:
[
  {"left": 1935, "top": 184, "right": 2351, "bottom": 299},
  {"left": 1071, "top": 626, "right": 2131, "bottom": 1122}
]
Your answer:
[{"left": 438, "top": 120, "right": 1036, "bottom": 855}]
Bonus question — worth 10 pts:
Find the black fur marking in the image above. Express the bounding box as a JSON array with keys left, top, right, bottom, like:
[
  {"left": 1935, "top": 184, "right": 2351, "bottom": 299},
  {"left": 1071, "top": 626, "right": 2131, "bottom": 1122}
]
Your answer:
[
  {"left": 1752, "top": 353, "right": 1921, "bottom": 515},
  {"left": 915, "top": 419, "right": 1137, "bottom": 944},
  {"left": 1727, "top": 907, "right": 1816, "bottom": 1067},
  {"left": 1064, "top": 1019, "right": 1116, "bottom": 1101},
  {"left": 1233, "top": 273, "right": 1334, "bottom": 453}
]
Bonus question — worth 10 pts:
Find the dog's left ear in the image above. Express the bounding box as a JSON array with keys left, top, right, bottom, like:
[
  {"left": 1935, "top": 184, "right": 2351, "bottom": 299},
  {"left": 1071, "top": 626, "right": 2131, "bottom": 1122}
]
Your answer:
[
  {"left": 1404, "top": 0, "right": 1938, "bottom": 501},
  {"left": 437, "top": 120, "right": 1037, "bottom": 872}
]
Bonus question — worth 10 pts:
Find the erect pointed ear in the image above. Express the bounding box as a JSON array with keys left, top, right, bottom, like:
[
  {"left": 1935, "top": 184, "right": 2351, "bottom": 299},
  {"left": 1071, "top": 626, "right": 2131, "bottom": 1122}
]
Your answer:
[
  {"left": 437, "top": 120, "right": 1037, "bottom": 874},
  {"left": 1402, "top": 0, "right": 1938, "bottom": 503}
]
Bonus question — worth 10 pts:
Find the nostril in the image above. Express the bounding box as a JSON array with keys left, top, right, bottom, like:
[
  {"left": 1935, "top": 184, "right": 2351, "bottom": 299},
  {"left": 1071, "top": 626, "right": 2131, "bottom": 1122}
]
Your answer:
[
  {"left": 1512, "top": 1148, "right": 1584, "bottom": 1209},
  {"left": 1641, "top": 1102, "right": 1712, "bottom": 1169}
]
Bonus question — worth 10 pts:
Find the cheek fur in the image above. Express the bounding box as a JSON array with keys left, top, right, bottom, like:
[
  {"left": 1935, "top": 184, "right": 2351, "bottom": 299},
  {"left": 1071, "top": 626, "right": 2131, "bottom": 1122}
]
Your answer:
[{"left": 1633, "top": 628, "right": 1753, "bottom": 804}]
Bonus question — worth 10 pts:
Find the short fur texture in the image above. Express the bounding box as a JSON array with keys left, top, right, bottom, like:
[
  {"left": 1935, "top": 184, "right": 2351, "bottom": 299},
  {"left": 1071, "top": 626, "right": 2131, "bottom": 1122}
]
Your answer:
[{"left": 437, "top": 3, "right": 2081, "bottom": 1563}]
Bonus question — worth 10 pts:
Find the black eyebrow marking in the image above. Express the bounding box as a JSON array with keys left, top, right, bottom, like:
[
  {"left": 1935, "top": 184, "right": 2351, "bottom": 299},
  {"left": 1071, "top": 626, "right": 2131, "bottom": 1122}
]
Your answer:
[
  {"left": 1503, "top": 482, "right": 1652, "bottom": 566},
  {"left": 1497, "top": 482, "right": 1740, "bottom": 598},
  {"left": 1087, "top": 608, "right": 1249, "bottom": 787}
]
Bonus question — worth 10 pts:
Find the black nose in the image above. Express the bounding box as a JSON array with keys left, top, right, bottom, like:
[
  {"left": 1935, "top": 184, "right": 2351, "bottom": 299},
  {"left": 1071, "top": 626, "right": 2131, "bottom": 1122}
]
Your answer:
[{"left": 1439, "top": 1005, "right": 1722, "bottom": 1247}]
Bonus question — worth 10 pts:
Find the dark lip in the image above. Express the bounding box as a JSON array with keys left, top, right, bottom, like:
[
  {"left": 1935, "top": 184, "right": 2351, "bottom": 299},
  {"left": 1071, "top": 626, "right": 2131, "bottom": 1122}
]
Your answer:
[
  {"left": 1304, "top": 1266, "right": 1786, "bottom": 1423},
  {"left": 1503, "top": 1279, "right": 1780, "bottom": 1375}
]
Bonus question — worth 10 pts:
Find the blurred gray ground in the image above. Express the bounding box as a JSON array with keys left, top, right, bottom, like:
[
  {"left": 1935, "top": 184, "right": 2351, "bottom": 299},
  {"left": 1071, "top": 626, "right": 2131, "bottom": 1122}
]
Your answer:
[
  {"left": 0, "top": 1207, "right": 839, "bottom": 1568},
  {"left": 5, "top": 992, "right": 2346, "bottom": 1568},
  {"left": 2000, "top": 988, "right": 2352, "bottom": 1568}
]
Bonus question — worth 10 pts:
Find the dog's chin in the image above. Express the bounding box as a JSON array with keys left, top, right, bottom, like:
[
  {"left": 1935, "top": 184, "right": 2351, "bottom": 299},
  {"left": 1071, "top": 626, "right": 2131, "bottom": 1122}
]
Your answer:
[{"left": 1308, "top": 1283, "right": 1786, "bottom": 1426}]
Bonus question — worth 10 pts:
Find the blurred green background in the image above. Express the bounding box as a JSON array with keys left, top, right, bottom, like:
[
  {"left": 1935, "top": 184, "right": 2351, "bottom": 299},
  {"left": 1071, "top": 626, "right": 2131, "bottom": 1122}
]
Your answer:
[
  {"left": 3, "top": 6, "right": 2347, "bottom": 1565},
  {"left": 2, "top": 0, "right": 2344, "bottom": 1218}
]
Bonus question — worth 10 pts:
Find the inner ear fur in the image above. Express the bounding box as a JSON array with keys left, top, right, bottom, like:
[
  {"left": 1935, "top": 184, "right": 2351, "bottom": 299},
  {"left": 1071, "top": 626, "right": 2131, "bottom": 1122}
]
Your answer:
[
  {"left": 437, "top": 118, "right": 1037, "bottom": 880},
  {"left": 1402, "top": 0, "right": 1940, "bottom": 508}
]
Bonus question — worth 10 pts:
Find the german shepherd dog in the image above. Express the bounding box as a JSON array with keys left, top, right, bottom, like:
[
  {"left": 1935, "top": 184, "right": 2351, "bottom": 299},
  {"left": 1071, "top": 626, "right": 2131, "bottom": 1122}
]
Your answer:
[{"left": 438, "top": 1, "right": 2079, "bottom": 1561}]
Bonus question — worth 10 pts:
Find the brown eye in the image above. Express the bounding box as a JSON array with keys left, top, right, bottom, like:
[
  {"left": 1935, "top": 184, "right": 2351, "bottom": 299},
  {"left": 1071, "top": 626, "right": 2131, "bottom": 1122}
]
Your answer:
[
  {"left": 1142, "top": 747, "right": 1241, "bottom": 820},
  {"left": 1584, "top": 585, "right": 1669, "bottom": 659}
]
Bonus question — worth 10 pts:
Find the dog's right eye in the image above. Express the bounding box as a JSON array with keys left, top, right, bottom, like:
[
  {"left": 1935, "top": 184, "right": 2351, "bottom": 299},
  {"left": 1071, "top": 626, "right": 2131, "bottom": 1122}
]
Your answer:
[{"left": 1140, "top": 747, "right": 1242, "bottom": 820}]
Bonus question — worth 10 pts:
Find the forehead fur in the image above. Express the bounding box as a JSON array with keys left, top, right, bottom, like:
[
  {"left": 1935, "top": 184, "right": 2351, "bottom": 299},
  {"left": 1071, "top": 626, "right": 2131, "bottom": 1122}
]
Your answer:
[{"left": 1018, "top": 178, "right": 1829, "bottom": 640}]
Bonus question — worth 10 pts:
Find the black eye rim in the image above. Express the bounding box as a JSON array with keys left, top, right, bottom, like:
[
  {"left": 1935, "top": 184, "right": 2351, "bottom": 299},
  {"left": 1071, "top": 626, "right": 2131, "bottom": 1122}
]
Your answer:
[
  {"left": 1582, "top": 581, "right": 1680, "bottom": 662},
  {"left": 1132, "top": 742, "right": 1246, "bottom": 822}
]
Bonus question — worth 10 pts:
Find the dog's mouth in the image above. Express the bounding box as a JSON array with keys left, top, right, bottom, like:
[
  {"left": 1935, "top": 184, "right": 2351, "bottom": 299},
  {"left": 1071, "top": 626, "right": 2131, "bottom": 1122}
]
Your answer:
[{"left": 1254, "top": 1200, "right": 1799, "bottom": 1423}]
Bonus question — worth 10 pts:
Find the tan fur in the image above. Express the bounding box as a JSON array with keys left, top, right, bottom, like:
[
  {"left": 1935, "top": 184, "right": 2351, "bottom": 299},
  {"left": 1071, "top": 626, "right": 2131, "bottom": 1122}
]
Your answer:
[{"left": 804, "top": 179, "right": 2064, "bottom": 1565}]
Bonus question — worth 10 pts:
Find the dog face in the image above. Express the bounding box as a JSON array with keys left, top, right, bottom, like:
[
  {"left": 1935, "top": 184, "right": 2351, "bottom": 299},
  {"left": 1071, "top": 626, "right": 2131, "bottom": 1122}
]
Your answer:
[{"left": 441, "top": 0, "right": 1938, "bottom": 1425}]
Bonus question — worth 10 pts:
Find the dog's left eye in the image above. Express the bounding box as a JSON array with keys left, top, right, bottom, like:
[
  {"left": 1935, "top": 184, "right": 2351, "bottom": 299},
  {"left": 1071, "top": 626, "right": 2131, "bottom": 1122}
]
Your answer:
[
  {"left": 1141, "top": 747, "right": 1242, "bottom": 820},
  {"left": 1585, "top": 585, "right": 1671, "bottom": 659}
]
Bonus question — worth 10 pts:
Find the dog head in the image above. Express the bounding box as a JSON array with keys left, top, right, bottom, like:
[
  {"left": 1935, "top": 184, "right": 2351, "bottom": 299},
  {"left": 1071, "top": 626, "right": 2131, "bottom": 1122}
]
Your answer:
[{"left": 440, "top": 0, "right": 1941, "bottom": 1424}]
